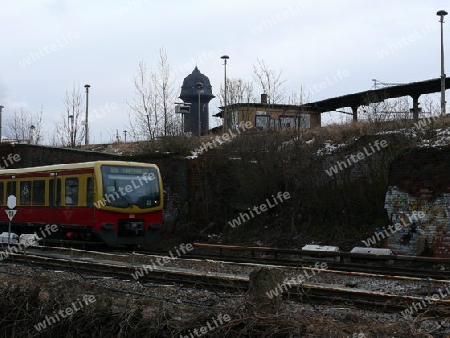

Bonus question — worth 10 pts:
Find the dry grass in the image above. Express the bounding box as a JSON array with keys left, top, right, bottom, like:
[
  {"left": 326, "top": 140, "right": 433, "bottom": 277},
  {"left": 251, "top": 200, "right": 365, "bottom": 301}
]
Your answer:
[
  {"left": 0, "top": 274, "right": 432, "bottom": 338},
  {"left": 78, "top": 115, "right": 450, "bottom": 157}
]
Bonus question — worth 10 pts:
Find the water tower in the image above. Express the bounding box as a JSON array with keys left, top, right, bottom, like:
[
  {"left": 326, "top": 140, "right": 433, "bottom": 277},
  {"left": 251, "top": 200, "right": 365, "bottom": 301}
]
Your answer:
[{"left": 179, "top": 67, "right": 215, "bottom": 136}]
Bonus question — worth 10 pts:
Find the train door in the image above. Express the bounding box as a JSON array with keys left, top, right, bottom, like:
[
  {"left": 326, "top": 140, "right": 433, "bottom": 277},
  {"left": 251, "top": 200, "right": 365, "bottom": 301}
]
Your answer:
[
  {"left": 49, "top": 176, "right": 61, "bottom": 225},
  {"left": 65, "top": 173, "right": 95, "bottom": 241},
  {"left": 85, "top": 174, "right": 95, "bottom": 233}
]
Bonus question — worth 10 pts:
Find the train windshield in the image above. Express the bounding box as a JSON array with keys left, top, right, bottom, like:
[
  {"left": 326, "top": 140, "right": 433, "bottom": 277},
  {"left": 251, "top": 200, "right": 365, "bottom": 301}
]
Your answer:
[{"left": 100, "top": 165, "right": 160, "bottom": 209}]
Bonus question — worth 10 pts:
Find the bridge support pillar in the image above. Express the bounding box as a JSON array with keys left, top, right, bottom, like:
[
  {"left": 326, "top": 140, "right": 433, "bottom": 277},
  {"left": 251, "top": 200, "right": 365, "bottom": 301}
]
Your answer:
[
  {"left": 310, "top": 113, "right": 321, "bottom": 128},
  {"left": 411, "top": 94, "right": 421, "bottom": 120},
  {"left": 351, "top": 106, "right": 359, "bottom": 122}
]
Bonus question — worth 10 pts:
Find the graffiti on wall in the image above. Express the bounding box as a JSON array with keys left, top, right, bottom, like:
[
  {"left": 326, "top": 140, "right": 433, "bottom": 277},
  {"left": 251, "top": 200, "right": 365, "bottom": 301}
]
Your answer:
[{"left": 384, "top": 186, "right": 450, "bottom": 256}]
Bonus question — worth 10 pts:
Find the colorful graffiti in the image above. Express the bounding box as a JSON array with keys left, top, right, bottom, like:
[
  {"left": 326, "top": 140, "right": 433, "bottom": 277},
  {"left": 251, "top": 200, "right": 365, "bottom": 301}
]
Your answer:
[{"left": 384, "top": 186, "right": 450, "bottom": 257}]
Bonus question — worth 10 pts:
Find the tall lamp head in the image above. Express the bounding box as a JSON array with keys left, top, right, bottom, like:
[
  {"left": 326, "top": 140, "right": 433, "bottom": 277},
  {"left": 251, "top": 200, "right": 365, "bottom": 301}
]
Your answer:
[{"left": 437, "top": 10, "right": 448, "bottom": 22}]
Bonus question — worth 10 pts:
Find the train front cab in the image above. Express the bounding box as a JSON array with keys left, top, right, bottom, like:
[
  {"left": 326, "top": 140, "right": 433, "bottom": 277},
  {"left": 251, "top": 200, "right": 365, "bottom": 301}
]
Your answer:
[{"left": 90, "top": 162, "right": 164, "bottom": 246}]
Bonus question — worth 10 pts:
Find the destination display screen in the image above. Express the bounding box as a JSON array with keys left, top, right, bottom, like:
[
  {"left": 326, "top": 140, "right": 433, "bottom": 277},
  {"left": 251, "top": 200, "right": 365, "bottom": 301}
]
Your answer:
[
  {"left": 100, "top": 165, "right": 160, "bottom": 209},
  {"left": 106, "top": 167, "right": 146, "bottom": 174}
]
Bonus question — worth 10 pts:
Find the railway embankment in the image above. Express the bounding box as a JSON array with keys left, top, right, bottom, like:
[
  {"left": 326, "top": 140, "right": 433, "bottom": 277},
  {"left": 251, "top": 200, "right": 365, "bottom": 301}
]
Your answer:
[{"left": 2, "top": 117, "right": 450, "bottom": 254}]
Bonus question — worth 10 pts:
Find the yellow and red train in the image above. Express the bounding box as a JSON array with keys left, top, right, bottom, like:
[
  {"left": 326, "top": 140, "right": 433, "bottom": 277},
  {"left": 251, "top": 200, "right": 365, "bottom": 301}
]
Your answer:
[{"left": 0, "top": 161, "right": 163, "bottom": 247}]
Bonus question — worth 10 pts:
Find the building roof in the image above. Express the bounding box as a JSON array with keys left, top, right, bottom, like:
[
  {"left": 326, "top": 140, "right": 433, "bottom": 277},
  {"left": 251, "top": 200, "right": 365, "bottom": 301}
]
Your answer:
[{"left": 179, "top": 67, "right": 215, "bottom": 99}]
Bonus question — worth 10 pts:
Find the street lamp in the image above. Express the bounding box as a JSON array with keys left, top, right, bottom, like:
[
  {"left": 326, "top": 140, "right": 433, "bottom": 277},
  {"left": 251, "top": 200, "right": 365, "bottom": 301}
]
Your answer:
[
  {"left": 437, "top": 10, "right": 448, "bottom": 116},
  {"left": 0, "top": 106, "right": 3, "bottom": 143},
  {"left": 84, "top": 84, "right": 90, "bottom": 145},
  {"left": 221, "top": 55, "right": 229, "bottom": 129},
  {"left": 195, "top": 82, "right": 204, "bottom": 136}
]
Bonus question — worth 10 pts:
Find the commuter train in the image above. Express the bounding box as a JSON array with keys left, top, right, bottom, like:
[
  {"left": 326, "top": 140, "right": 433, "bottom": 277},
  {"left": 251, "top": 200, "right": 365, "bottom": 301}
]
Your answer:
[{"left": 0, "top": 161, "right": 164, "bottom": 247}]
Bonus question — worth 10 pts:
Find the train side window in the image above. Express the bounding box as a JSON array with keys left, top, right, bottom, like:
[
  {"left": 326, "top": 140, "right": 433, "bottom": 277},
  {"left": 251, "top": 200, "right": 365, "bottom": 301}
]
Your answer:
[
  {"left": 32, "top": 180, "right": 45, "bottom": 205},
  {"left": 86, "top": 177, "right": 93, "bottom": 207},
  {"left": 65, "top": 178, "right": 78, "bottom": 205},
  {"left": 7, "top": 181, "right": 16, "bottom": 196},
  {"left": 49, "top": 178, "right": 61, "bottom": 207},
  {"left": 20, "top": 181, "right": 31, "bottom": 205},
  {"left": 0, "top": 182, "right": 3, "bottom": 205}
]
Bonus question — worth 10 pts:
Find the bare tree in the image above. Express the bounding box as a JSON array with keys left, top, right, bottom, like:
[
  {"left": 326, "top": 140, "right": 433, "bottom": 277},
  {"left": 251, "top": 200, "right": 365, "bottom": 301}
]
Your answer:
[
  {"left": 53, "top": 85, "right": 85, "bottom": 147},
  {"left": 5, "top": 107, "right": 45, "bottom": 144},
  {"left": 218, "top": 78, "right": 255, "bottom": 106},
  {"left": 128, "top": 48, "right": 182, "bottom": 141},
  {"left": 419, "top": 95, "right": 441, "bottom": 118},
  {"left": 252, "top": 58, "right": 286, "bottom": 104},
  {"left": 152, "top": 47, "right": 179, "bottom": 136},
  {"left": 361, "top": 96, "right": 412, "bottom": 122},
  {"left": 287, "top": 85, "right": 312, "bottom": 106},
  {"left": 127, "top": 60, "right": 160, "bottom": 140}
]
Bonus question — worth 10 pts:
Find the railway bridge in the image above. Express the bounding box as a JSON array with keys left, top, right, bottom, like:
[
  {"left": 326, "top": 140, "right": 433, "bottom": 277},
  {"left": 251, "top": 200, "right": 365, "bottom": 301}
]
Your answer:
[{"left": 303, "top": 77, "right": 450, "bottom": 123}]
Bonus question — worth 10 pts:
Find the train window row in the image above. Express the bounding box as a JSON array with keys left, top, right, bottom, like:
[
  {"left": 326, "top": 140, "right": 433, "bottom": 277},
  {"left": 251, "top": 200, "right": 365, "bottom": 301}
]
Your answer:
[{"left": 0, "top": 176, "right": 93, "bottom": 207}]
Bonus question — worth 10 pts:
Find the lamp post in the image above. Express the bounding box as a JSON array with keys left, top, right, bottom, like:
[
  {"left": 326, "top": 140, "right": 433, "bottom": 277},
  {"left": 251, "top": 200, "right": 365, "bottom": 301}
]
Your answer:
[
  {"left": 220, "top": 55, "right": 229, "bottom": 129},
  {"left": 195, "top": 82, "right": 204, "bottom": 136},
  {"left": 437, "top": 10, "right": 448, "bottom": 116},
  {"left": 0, "top": 106, "right": 3, "bottom": 143},
  {"left": 84, "top": 84, "right": 90, "bottom": 145}
]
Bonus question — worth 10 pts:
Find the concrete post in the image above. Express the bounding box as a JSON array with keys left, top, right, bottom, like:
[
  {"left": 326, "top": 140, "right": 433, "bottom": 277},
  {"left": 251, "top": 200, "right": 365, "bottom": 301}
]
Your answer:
[
  {"left": 248, "top": 267, "right": 284, "bottom": 315},
  {"left": 351, "top": 106, "right": 359, "bottom": 122}
]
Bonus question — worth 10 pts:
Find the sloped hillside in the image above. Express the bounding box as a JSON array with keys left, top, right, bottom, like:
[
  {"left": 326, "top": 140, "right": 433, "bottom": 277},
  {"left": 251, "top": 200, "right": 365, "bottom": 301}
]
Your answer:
[
  {"left": 176, "top": 117, "right": 450, "bottom": 250},
  {"left": 82, "top": 116, "right": 450, "bottom": 250}
]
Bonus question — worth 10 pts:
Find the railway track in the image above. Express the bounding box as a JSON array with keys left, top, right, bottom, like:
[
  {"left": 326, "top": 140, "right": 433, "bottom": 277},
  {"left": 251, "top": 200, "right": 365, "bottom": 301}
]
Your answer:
[
  {"left": 2, "top": 246, "right": 248, "bottom": 291},
  {"left": 11, "top": 240, "right": 450, "bottom": 280},
  {"left": 1, "top": 244, "right": 450, "bottom": 316},
  {"left": 187, "top": 243, "right": 450, "bottom": 280}
]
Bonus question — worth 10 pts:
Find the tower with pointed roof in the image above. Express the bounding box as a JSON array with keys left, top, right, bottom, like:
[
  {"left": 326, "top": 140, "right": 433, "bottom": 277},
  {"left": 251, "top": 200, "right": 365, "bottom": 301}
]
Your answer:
[{"left": 179, "top": 67, "right": 215, "bottom": 136}]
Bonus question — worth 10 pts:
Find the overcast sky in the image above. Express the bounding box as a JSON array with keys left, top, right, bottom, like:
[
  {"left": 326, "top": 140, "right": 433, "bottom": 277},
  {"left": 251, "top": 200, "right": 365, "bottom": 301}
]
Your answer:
[{"left": 1, "top": 0, "right": 449, "bottom": 143}]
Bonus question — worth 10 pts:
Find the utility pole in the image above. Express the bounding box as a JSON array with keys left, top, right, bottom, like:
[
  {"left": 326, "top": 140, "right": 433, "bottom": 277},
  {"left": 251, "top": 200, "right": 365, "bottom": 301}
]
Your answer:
[
  {"left": 221, "top": 55, "right": 229, "bottom": 129},
  {"left": 437, "top": 10, "right": 448, "bottom": 116},
  {"left": 0, "top": 106, "right": 3, "bottom": 143},
  {"left": 84, "top": 84, "right": 91, "bottom": 144}
]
